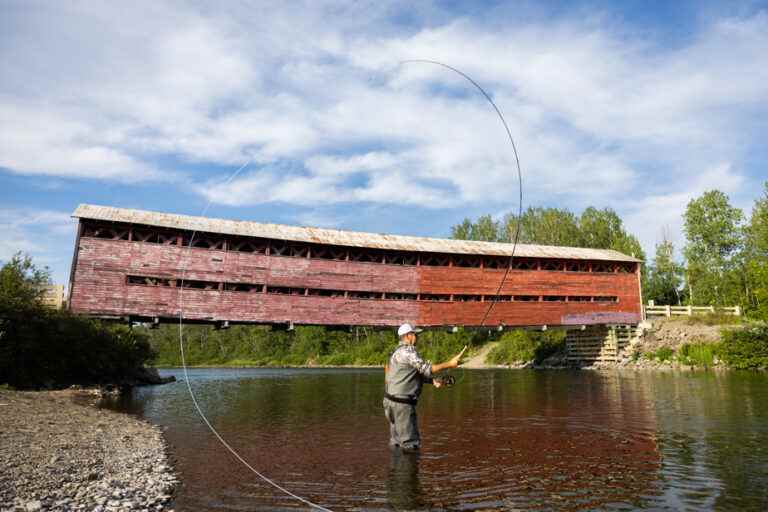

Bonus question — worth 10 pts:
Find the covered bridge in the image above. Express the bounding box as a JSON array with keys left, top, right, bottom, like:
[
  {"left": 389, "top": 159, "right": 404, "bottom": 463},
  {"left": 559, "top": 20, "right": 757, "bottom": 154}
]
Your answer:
[{"left": 68, "top": 204, "right": 643, "bottom": 335}]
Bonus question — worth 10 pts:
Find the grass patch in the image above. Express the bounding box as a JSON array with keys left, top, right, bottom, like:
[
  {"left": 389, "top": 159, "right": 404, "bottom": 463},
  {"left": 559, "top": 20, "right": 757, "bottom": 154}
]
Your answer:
[{"left": 684, "top": 313, "right": 743, "bottom": 326}]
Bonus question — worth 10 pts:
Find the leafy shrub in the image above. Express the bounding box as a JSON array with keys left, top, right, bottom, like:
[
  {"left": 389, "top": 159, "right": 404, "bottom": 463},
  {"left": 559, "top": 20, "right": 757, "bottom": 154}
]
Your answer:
[
  {"left": 0, "top": 253, "right": 156, "bottom": 389},
  {"left": 645, "top": 346, "right": 674, "bottom": 362},
  {"left": 678, "top": 343, "right": 720, "bottom": 367},
  {"left": 487, "top": 330, "right": 565, "bottom": 365},
  {"left": 718, "top": 325, "right": 768, "bottom": 369}
]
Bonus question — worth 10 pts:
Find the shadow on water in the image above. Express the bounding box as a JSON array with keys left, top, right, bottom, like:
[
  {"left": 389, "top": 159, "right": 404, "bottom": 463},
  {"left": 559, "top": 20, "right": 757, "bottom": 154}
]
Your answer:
[{"left": 101, "top": 368, "right": 768, "bottom": 511}]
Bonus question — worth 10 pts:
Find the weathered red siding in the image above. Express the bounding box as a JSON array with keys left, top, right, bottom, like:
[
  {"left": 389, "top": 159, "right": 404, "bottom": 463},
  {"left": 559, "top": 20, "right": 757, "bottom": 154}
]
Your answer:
[{"left": 69, "top": 227, "right": 642, "bottom": 327}]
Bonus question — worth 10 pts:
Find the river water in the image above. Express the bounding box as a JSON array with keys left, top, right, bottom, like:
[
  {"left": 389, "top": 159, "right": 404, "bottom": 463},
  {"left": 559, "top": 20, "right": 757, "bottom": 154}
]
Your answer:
[{"left": 105, "top": 368, "right": 768, "bottom": 511}]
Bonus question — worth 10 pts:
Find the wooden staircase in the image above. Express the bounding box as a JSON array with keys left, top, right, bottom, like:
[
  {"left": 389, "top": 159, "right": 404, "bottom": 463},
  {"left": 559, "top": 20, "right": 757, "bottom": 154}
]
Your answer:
[{"left": 565, "top": 324, "right": 637, "bottom": 364}]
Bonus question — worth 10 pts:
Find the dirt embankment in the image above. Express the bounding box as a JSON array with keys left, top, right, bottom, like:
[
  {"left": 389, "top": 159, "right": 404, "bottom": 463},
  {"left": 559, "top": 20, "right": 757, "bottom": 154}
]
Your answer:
[
  {"left": 636, "top": 318, "right": 722, "bottom": 352},
  {"left": 0, "top": 389, "right": 177, "bottom": 512}
]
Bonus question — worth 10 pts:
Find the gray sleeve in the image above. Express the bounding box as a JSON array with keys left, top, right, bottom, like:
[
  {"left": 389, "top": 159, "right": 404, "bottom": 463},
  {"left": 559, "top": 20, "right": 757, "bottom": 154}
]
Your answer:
[{"left": 395, "top": 347, "right": 432, "bottom": 378}]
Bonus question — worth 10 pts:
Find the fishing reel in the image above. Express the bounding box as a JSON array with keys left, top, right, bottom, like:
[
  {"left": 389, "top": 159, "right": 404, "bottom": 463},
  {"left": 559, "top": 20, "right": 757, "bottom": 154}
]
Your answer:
[{"left": 434, "top": 375, "right": 456, "bottom": 386}]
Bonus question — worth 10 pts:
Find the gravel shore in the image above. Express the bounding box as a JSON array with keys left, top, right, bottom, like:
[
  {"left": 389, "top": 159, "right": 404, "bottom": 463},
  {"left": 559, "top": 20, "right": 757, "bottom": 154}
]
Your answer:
[{"left": 0, "top": 389, "right": 177, "bottom": 512}]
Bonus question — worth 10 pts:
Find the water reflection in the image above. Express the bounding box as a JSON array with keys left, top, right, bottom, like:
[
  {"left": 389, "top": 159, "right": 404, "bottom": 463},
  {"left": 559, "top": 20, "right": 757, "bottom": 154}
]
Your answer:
[
  {"left": 387, "top": 451, "right": 422, "bottom": 511},
  {"left": 102, "top": 368, "right": 768, "bottom": 510}
]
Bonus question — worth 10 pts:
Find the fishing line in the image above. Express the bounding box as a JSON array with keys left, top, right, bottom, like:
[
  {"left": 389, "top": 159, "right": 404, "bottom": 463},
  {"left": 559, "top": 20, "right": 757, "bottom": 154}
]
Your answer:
[
  {"left": 176, "top": 158, "right": 333, "bottom": 512},
  {"left": 174, "top": 60, "right": 522, "bottom": 511},
  {"left": 400, "top": 60, "right": 524, "bottom": 379}
]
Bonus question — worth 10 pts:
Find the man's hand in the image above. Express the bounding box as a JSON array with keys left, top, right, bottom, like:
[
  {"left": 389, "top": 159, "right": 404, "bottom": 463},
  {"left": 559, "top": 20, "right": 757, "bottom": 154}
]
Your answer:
[
  {"left": 447, "top": 346, "right": 468, "bottom": 368},
  {"left": 433, "top": 379, "right": 443, "bottom": 388},
  {"left": 431, "top": 345, "right": 468, "bottom": 374}
]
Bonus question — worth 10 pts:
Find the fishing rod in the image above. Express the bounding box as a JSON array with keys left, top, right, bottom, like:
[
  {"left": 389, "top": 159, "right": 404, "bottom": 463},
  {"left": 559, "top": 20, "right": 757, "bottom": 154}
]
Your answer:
[{"left": 399, "top": 60, "right": 524, "bottom": 382}]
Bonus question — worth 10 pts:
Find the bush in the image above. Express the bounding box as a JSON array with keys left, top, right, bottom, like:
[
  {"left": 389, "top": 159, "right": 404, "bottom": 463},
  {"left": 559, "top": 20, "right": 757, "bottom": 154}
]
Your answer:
[
  {"left": 0, "top": 253, "right": 156, "bottom": 389},
  {"left": 645, "top": 346, "right": 674, "bottom": 362},
  {"left": 679, "top": 343, "right": 720, "bottom": 367},
  {"left": 718, "top": 325, "right": 768, "bottom": 370},
  {"left": 487, "top": 330, "right": 565, "bottom": 365}
]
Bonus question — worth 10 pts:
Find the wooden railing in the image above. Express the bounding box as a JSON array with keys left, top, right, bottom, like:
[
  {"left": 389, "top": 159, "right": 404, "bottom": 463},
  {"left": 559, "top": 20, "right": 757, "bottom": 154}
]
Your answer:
[{"left": 643, "top": 304, "right": 741, "bottom": 317}]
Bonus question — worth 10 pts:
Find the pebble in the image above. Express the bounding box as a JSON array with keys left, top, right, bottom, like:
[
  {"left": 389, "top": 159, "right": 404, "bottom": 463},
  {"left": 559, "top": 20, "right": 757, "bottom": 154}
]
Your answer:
[{"left": 0, "top": 389, "right": 176, "bottom": 511}]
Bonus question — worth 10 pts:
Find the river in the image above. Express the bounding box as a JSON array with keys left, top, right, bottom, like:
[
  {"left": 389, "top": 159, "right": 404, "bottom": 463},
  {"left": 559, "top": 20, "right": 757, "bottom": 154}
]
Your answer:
[{"left": 104, "top": 368, "right": 768, "bottom": 511}]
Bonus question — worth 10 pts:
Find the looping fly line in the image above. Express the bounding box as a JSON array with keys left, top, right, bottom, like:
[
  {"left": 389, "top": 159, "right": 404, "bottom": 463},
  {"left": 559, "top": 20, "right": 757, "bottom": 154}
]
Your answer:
[{"left": 176, "top": 59, "right": 523, "bottom": 511}]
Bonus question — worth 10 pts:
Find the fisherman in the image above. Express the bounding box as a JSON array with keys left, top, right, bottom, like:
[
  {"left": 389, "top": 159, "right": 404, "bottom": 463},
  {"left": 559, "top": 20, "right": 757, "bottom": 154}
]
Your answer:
[{"left": 384, "top": 323, "right": 467, "bottom": 451}]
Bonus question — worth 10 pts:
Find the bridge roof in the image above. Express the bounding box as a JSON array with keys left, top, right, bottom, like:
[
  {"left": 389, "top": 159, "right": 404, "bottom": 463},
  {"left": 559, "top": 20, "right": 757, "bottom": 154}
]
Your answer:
[{"left": 73, "top": 204, "right": 642, "bottom": 263}]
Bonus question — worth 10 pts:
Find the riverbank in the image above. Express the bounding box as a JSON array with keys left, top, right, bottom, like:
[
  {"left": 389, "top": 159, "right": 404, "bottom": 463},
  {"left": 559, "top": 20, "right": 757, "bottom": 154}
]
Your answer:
[{"left": 0, "top": 389, "right": 177, "bottom": 512}]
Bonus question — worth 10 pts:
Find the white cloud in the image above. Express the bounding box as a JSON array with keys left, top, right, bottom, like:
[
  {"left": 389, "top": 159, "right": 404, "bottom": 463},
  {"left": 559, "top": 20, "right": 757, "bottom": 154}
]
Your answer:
[
  {"left": 1, "top": 2, "right": 766, "bottom": 256},
  {"left": 0, "top": 209, "right": 77, "bottom": 285}
]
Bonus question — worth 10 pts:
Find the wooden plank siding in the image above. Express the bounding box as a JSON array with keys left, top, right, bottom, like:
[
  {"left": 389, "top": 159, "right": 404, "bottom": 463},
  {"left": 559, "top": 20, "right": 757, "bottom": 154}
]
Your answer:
[{"left": 69, "top": 219, "right": 642, "bottom": 327}]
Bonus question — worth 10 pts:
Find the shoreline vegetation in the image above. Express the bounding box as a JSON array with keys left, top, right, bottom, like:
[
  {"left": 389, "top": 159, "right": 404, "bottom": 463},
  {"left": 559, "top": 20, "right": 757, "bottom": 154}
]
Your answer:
[{"left": 144, "top": 316, "right": 768, "bottom": 372}]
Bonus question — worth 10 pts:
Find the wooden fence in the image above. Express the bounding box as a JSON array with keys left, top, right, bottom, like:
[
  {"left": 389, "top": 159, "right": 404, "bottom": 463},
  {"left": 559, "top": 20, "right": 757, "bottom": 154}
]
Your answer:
[{"left": 643, "top": 304, "right": 741, "bottom": 318}]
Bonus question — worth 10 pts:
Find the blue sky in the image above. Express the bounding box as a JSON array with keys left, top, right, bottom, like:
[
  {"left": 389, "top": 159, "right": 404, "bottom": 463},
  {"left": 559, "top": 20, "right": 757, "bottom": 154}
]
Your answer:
[{"left": 2, "top": 0, "right": 767, "bottom": 285}]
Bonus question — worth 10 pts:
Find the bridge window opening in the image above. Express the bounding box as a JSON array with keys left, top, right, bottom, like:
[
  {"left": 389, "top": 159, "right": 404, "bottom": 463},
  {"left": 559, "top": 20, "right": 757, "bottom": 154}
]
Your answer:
[
  {"left": 307, "top": 288, "right": 345, "bottom": 297},
  {"left": 180, "top": 280, "right": 216, "bottom": 290},
  {"left": 421, "top": 254, "right": 450, "bottom": 267},
  {"left": 484, "top": 295, "right": 512, "bottom": 302},
  {"left": 594, "top": 296, "right": 618, "bottom": 303},
  {"left": 157, "top": 231, "right": 178, "bottom": 245},
  {"left": 420, "top": 293, "right": 451, "bottom": 302},
  {"left": 267, "top": 286, "right": 305, "bottom": 295},
  {"left": 515, "top": 295, "right": 540, "bottom": 301},
  {"left": 229, "top": 237, "right": 269, "bottom": 254},
  {"left": 454, "top": 294, "right": 483, "bottom": 302},
  {"left": 484, "top": 256, "right": 508, "bottom": 269},
  {"left": 513, "top": 259, "right": 539, "bottom": 270},
  {"left": 541, "top": 260, "right": 564, "bottom": 271},
  {"left": 289, "top": 244, "right": 309, "bottom": 258},
  {"left": 348, "top": 248, "right": 383, "bottom": 263},
  {"left": 543, "top": 295, "right": 567, "bottom": 302},
  {"left": 617, "top": 263, "right": 634, "bottom": 273},
  {"left": 568, "top": 296, "right": 592, "bottom": 302},
  {"left": 566, "top": 261, "right": 590, "bottom": 272},
  {"left": 591, "top": 262, "right": 614, "bottom": 273},
  {"left": 189, "top": 234, "right": 225, "bottom": 250},
  {"left": 348, "top": 291, "right": 378, "bottom": 300},
  {"left": 382, "top": 251, "right": 417, "bottom": 266},
  {"left": 383, "top": 292, "right": 418, "bottom": 300},
  {"left": 224, "top": 282, "right": 263, "bottom": 293},
  {"left": 453, "top": 256, "right": 482, "bottom": 268},
  {"left": 126, "top": 275, "right": 173, "bottom": 287},
  {"left": 86, "top": 223, "right": 130, "bottom": 241}
]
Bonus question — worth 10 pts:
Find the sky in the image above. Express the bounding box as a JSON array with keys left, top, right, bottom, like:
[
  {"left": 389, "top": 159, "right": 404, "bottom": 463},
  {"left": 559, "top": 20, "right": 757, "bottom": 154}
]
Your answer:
[{"left": 1, "top": 0, "right": 767, "bottom": 286}]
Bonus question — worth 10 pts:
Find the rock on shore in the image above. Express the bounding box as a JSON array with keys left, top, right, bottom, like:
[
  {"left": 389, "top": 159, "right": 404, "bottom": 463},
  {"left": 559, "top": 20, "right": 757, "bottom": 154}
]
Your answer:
[{"left": 0, "top": 389, "right": 177, "bottom": 512}]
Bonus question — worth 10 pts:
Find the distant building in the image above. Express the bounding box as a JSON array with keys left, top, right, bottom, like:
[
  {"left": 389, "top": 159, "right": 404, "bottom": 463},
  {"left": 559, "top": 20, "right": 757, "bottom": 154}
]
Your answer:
[{"left": 41, "top": 284, "right": 66, "bottom": 309}]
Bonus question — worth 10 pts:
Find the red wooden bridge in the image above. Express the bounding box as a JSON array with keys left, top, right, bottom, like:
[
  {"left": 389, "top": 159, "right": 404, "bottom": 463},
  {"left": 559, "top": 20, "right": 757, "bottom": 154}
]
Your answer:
[{"left": 67, "top": 204, "right": 643, "bottom": 331}]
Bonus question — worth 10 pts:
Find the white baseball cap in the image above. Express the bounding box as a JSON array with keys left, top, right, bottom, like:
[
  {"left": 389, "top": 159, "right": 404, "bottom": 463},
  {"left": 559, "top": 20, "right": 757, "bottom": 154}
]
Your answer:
[{"left": 397, "top": 323, "right": 423, "bottom": 337}]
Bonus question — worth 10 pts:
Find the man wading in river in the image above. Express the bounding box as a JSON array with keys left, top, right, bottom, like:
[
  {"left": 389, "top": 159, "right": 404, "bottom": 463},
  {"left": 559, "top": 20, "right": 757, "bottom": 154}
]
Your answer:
[{"left": 384, "top": 324, "right": 467, "bottom": 451}]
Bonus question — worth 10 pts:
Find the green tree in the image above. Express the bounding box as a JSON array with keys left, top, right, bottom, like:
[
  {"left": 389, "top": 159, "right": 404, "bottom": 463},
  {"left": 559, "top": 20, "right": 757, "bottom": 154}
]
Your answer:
[
  {"left": 647, "top": 237, "right": 683, "bottom": 305},
  {"left": 451, "top": 215, "right": 500, "bottom": 241},
  {"left": 0, "top": 252, "right": 51, "bottom": 309},
  {"left": 578, "top": 207, "right": 645, "bottom": 259},
  {"left": 742, "top": 182, "right": 768, "bottom": 319},
  {"left": 501, "top": 207, "right": 581, "bottom": 246},
  {"left": 683, "top": 190, "right": 744, "bottom": 306}
]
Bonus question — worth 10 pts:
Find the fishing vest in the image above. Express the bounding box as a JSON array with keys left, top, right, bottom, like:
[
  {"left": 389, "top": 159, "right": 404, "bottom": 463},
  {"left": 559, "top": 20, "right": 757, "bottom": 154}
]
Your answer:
[{"left": 385, "top": 344, "right": 426, "bottom": 399}]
